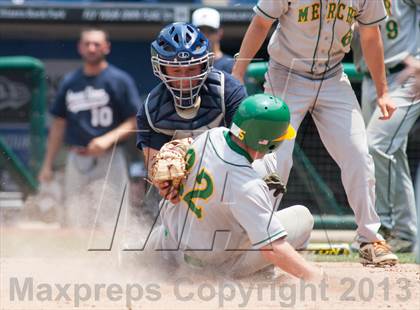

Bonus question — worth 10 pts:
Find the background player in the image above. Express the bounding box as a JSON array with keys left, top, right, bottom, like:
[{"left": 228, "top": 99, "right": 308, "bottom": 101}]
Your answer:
[
  {"left": 38, "top": 28, "right": 140, "bottom": 227},
  {"left": 232, "top": 0, "right": 398, "bottom": 265},
  {"left": 149, "top": 94, "right": 323, "bottom": 281},
  {"left": 192, "top": 7, "right": 235, "bottom": 73},
  {"left": 353, "top": 0, "right": 420, "bottom": 253},
  {"left": 136, "top": 22, "right": 246, "bottom": 203}
]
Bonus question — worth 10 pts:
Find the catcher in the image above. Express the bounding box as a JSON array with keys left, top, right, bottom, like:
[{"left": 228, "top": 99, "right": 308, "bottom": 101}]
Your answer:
[
  {"left": 148, "top": 94, "right": 322, "bottom": 281},
  {"left": 136, "top": 22, "right": 247, "bottom": 208}
]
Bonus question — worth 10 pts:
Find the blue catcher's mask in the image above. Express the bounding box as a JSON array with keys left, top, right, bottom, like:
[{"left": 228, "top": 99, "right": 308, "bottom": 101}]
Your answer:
[{"left": 151, "top": 22, "right": 214, "bottom": 109}]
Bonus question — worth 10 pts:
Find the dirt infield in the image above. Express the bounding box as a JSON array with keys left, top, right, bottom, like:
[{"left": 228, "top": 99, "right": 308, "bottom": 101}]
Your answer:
[{"left": 1, "top": 226, "right": 419, "bottom": 310}]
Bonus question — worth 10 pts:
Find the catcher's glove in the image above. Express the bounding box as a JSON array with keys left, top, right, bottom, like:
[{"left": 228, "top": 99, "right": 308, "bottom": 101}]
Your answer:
[
  {"left": 263, "top": 172, "right": 287, "bottom": 197},
  {"left": 151, "top": 138, "right": 193, "bottom": 192}
]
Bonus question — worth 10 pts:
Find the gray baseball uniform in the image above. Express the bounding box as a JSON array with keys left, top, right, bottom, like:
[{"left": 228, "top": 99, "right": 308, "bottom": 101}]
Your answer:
[
  {"left": 149, "top": 127, "right": 314, "bottom": 277},
  {"left": 417, "top": 162, "right": 420, "bottom": 261},
  {"left": 353, "top": 0, "right": 420, "bottom": 243},
  {"left": 251, "top": 0, "right": 388, "bottom": 243}
]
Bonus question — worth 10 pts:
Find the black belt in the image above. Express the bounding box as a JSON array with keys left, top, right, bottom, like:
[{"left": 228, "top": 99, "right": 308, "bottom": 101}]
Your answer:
[{"left": 364, "top": 63, "right": 406, "bottom": 79}]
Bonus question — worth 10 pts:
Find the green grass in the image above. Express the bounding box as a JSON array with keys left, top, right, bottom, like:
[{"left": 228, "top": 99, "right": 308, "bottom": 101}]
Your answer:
[{"left": 308, "top": 252, "right": 416, "bottom": 264}]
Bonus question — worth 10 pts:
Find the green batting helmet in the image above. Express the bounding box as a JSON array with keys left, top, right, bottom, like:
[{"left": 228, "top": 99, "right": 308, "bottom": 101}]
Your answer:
[{"left": 230, "top": 94, "right": 296, "bottom": 153}]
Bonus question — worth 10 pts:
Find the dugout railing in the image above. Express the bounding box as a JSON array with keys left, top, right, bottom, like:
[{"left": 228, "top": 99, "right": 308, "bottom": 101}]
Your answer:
[{"left": 0, "top": 56, "right": 47, "bottom": 198}]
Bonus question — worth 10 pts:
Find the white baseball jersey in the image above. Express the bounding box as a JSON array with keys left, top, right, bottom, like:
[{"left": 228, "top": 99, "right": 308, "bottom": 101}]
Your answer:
[
  {"left": 159, "top": 127, "right": 287, "bottom": 266},
  {"left": 354, "top": 0, "right": 420, "bottom": 71},
  {"left": 255, "top": 0, "right": 387, "bottom": 75}
]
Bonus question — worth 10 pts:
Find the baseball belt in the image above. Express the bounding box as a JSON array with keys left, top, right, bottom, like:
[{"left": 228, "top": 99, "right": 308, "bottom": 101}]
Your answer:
[{"left": 364, "top": 62, "right": 406, "bottom": 79}]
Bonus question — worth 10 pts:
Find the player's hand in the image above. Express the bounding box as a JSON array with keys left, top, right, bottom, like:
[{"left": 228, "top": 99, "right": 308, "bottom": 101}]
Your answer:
[
  {"left": 263, "top": 172, "right": 287, "bottom": 197},
  {"left": 155, "top": 181, "right": 180, "bottom": 204},
  {"left": 377, "top": 93, "right": 396, "bottom": 120},
  {"left": 84, "top": 136, "right": 112, "bottom": 156},
  {"left": 38, "top": 165, "right": 53, "bottom": 183},
  {"left": 304, "top": 266, "right": 327, "bottom": 284}
]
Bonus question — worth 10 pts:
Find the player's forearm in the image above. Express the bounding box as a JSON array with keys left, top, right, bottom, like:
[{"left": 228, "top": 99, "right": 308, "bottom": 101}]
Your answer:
[
  {"left": 261, "top": 238, "right": 320, "bottom": 281},
  {"left": 43, "top": 117, "right": 66, "bottom": 167},
  {"left": 143, "top": 147, "right": 159, "bottom": 177},
  {"left": 100, "top": 116, "right": 136, "bottom": 146},
  {"left": 360, "top": 26, "right": 388, "bottom": 97},
  {"left": 232, "top": 15, "right": 273, "bottom": 80}
]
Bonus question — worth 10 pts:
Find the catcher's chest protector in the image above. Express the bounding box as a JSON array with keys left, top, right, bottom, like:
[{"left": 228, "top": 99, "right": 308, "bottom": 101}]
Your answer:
[{"left": 145, "top": 70, "right": 226, "bottom": 139}]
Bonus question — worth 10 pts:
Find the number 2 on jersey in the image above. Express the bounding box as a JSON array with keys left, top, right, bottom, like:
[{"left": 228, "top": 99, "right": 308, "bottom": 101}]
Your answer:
[
  {"left": 183, "top": 169, "right": 213, "bottom": 219},
  {"left": 181, "top": 148, "right": 214, "bottom": 219}
]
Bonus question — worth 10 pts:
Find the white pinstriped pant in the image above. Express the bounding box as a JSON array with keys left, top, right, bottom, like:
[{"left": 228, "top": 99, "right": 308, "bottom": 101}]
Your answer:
[{"left": 253, "top": 64, "right": 383, "bottom": 243}]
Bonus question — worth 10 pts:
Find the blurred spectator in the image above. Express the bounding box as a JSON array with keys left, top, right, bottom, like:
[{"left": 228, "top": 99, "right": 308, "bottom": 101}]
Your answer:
[
  {"left": 38, "top": 28, "right": 140, "bottom": 228},
  {"left": 192, "top": 7, "right": 234, "bottom": 73}
]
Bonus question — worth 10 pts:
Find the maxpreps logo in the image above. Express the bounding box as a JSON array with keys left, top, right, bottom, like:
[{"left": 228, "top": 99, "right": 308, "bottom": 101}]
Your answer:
[{"left": 0, "top": 76, "right": 31, "bottom": 110}]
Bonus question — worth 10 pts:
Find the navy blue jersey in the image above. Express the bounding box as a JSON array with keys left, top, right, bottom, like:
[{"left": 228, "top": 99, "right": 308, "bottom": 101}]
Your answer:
[
  {"left": 136, "top": 70, "right": 246, "bottom": 150},
  {"left": 50, "top": 64, "right": 141, "bottom": 147},
  {"left": 214, "top": 54, "right": 234, "bottom": 74}
]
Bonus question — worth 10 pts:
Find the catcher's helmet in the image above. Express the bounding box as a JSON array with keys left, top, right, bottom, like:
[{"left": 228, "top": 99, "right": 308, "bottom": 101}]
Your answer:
[
  {"left": 230, "top": 94, "right": 296, "bottom": 154},
  {"left": 151, "top": 22, "right": 214, "bottom": 109}
]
